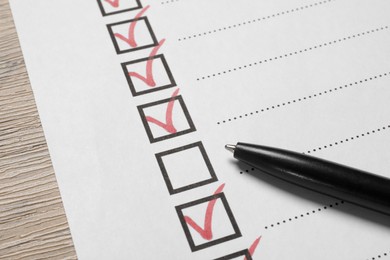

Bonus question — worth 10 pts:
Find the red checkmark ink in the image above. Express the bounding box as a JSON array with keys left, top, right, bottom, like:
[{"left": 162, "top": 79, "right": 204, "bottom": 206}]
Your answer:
[
  {"left": 244, "top": 236, "right": 262, "bottom": 260},
  {"left": 128, "top": 38, "right": 165, "bottom": 87},
  {"left": 114, "top": 5, "right": 150, "bottom": 47},
  {"left": 183, "top": 183, "right": 225, "bottom": 240},
  {"left": 104, "top": 0, "right": 119, "bottom": 8},
  {"left": 145, "top": 88, "right": 179, "bottom": 134}
]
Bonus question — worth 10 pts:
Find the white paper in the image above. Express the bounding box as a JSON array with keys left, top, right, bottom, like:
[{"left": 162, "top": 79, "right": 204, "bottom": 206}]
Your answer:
[{"left": 9, "top": 0, "right": 390, "bottom": 259}]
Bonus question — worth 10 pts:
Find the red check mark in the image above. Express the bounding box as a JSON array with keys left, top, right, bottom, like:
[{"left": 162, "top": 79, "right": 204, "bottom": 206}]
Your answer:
[
  {"left": 114, "top": 5, "right": 150, "bottom": 47},
  {"left": 104, "top": 0, "right": 119, "bottom": 8},
  {"left": 244, "top": 236, "right": 262, "bottom": 260},
  {"left": 128, "top": 38, "right": 165, "bottom": 87},
  {"left": 146, "top": 88, "right": 179, "bottom": 134},
  {"left": 184, "top": 183, "right": 225, "bottom": 240}
]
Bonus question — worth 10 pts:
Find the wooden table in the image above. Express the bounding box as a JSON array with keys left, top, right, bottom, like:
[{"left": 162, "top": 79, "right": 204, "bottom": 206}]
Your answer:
[{"left": 0, "top": 0, "right": 77, "bottom": 258}]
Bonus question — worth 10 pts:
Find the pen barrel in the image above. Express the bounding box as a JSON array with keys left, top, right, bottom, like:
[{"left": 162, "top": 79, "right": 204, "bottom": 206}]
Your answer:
[{"left": 235, "top": 143, "right": 390, "bottom": 216}]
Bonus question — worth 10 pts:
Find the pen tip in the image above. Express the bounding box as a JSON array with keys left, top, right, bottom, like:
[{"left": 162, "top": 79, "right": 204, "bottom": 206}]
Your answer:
[{"left": 225, "top": 144, "right": 236, "bottom": 153}]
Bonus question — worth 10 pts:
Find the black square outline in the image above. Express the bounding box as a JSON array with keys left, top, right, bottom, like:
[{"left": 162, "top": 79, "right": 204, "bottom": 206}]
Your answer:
[
  {"left": 137, "top": 94, "right": 196, "bottom": 143},
  {"left": 214, "top": 249, "right": 252, "bottom": 260},
  {"left": 175, "top": 192, "right": 242, "bottom": 252},
  {"left": 121, "top": 54, "right": 176, "bottom": 96},
  {"left": 97, "top": 0, "right": 142, "bottom": 16},
  {"left": 155, "top": 141, "right": 218, "bottom": 195},
  {"left": 107, "top": 17, "right": 158, "bottom": 54}
]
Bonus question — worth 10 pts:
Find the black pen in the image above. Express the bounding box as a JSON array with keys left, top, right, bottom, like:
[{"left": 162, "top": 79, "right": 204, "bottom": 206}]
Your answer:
[{"left": 225, "top": 142, "right": 390, "bottom": 216}]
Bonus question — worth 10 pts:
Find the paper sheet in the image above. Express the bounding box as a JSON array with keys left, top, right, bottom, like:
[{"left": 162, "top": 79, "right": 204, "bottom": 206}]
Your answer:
[{"left": 9, "top": 0, "right": 390, "bottom": 259}]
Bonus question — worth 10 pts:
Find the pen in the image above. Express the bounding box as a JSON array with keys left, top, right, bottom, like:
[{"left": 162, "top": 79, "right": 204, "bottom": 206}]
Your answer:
[{"left": 225, "top": 142, "right": 390, "bottom": 216}]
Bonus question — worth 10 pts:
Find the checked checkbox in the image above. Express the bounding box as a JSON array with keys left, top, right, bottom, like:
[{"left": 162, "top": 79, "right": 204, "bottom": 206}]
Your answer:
[
  {"left": 214, "top": 237, "right": 261, "bottom": 260},
  {"left": 214, "top": 249, "right": 252, "bottom": 260},
  {"left": 97, "top": 0, "right": 142, "bottom": 16},
  {"left": 155, "top": 141, "right": 218, "bottom": 195},
  {"left": 138, "top": 88, "right": 196, "bottom": 143},
  {"left": 107, "top": 6, "right": 158, "bottom": 54},
  {"left": 121, "top": 39, "right": 176, "bottom": 96},
  {"left": 176, "top": 184, "right": 241, "bottom": 252}
]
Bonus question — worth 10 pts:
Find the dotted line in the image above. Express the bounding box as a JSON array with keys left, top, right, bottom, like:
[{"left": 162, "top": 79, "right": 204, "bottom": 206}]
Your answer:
[
  {"left": 305, "top": 124, "right": 390, "bottom": 154},
  {"left": 178, "top": 0, "right": 334, "bottom": 41},
  {"left": 196, "top": 25, "right": 389, "bottom": 82},
  {"left": 239, "top": 124, "right": 390, "bottom": 229},
  {"left": 239, "top": 167, "right": 255, "bottom": 175},
  {"left": 216, "top": 71, "right": 390, "bottom": 125},
  {"left": 264, "top": 201, "right": 344, "bottom": 229},
  {"left": 161, "top": 0, "right": 180, "bottom": 5},
  {"left": 239, "top": 124, "right": 390, "bottom": 175},
  {"left": 368, "top": 251, "right": 390, "bottom": 260}
]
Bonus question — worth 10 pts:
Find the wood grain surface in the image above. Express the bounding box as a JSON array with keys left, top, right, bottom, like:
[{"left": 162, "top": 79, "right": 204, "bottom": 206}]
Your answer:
[{"left": 0, "top": 0, "right": 77, "bottom": 258}]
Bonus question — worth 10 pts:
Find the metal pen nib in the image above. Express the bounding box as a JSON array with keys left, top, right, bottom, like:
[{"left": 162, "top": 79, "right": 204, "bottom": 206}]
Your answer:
[{"left": 225, "top": 144, "right": 236, "bottom": 153}]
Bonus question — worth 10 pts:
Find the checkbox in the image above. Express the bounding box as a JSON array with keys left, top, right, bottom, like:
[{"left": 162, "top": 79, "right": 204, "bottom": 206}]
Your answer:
[
  {"left": 107, "top": 17, "right": 158, "bottom": 54},
  {"left": 155, "top": 142, "right": 218, "bottom": 195},
  {"left": 138, "top": 89, "right": 196, "bottom": 143},
  {"left": 122, "top": 54, "right": 176, "bottom": 96},
  {"left": 176, "top": 190, "right": 241, "bottom": 252},
  {"left": 97, "top": 0, "right": 142, "bottom": 16},
  {"left": 214, "top": 250, "right": 252, "bottom": 260}
]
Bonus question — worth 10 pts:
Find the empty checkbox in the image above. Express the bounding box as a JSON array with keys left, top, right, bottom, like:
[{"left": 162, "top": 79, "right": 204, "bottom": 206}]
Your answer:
[{"left": 155, "top": 141, "right": 218, "bottom": 194}]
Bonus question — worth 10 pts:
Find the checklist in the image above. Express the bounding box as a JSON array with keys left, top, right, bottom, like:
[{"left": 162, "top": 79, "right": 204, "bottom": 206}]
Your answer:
[{"left": 9, "top": 0, "right": 390, "bottom": 259}]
